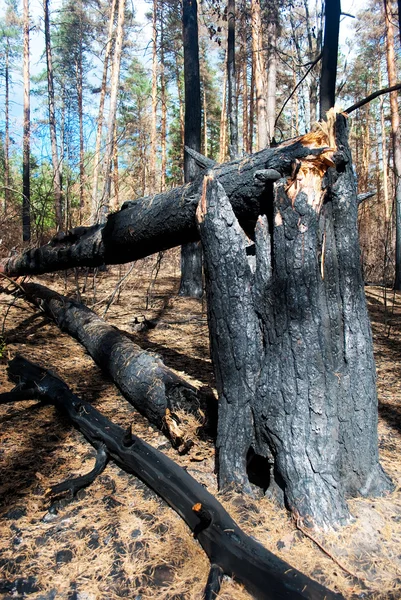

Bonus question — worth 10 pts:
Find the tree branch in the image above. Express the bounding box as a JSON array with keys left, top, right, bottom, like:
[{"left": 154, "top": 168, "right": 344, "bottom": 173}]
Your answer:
[{"left": 345, "top": 83, "right": 401, "bottom": 114}]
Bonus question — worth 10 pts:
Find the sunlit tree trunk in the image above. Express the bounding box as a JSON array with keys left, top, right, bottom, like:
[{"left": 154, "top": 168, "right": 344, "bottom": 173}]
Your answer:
[
  {"left": 149, "top": 0, "right": 158, "bottom": 193},
  {"left": 4, "top": 41, "right": 10, "bottom": 216},
  {"left": 219, "top": 55, "right": 228, "bottom": 163},
  {"left": 91, "top": 0, "right": 117, "bottom": 223},
  {"left": 44, "top": 0, "right": 63, "bottom": 230},
  {"left": 384, "top": 0, "right": 401, "bottom": 288},
  {"left": 266, "top": 17, "right": 277, "bottom": 143},
  {"left": 227, "top": 0, "right": 238, "bottom": 159},
  {"left": 160, "top": 5, "right": 167, "bottom": 192},
  {"left": 251, "top": 0, "right": 268, "bottom": 150},
  {"left": 100, "top": 0, "right": 125, "bottom": 220},
  {"left": 22, "top": 0, "right": 31, "bottom": 242}
]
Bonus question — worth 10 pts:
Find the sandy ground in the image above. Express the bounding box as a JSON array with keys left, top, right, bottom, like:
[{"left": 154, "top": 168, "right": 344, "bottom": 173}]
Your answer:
[{"left": 0, "top": 255, "right": 400, "bottom": 600}]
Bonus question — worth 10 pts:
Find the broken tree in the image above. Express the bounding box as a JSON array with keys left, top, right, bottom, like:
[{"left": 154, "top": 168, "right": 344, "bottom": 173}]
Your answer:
[
  {"left": 1, "top": 115, "right": 393, "bottom": 528},
  {"left": 197, "top": 114, "right": 393, "bottom": 528},
  {"left": 0, "top": 355, "right": 343, "bottom": 600}
]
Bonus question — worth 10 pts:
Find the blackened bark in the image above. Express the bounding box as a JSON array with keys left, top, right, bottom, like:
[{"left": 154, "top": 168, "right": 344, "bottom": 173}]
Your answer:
[
  {"left": 19, "top": 282, "right": 212, "bottom": 448},
  {"left": 179, "top": 0, "right": 203, "bottom": 298},
  {"left": 197, "top": 115, "right": 393, "bottom": 529},
  {"left": 2, "top": 140, "right": 328, "bottom": 277},
  {"left": 22, "top": 0, "right": 31, "bottom": 242},
  {"left": 2, "top": 355, "right": 343, "bottom": 600},
  {"left": 319, "top": 0, "right": 340, "bottom": 120}
]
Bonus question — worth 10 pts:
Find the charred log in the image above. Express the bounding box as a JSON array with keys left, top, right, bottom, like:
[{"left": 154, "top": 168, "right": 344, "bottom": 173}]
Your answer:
[
  {"left": 1, "top": 355, "right": 344, "bottom": 600},
  {"left": 18, "top": 281, "right": 214, "bottom": 449},
  {"left": 197, "top": 114, "right": 393, "bottom": 529},
  {"left": 2, "top": 141, "right": 329, "bottom": 277}
]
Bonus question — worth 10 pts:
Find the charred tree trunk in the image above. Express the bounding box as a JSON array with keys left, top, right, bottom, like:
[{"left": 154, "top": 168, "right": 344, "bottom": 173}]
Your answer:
[
  {"left": 22, "top": 0, "right": 31, "bottom": 242},
  {"left": 18, "top": 282, "right": 213, "bottom": 449},
  {"left": 197, "top": 114, "right": 393, "bottom": 529},
  {"left": 319, "top": 0, "right": 340, "bottom": 120},
  {"left": 1, "top": 139, "right": 325, "bottom": 277},
  {"left": 179, "top": 0, "right": 203, "bottom": 298},
  {"left": 1, "top": 355, "right": 343, "bottom": 600}
]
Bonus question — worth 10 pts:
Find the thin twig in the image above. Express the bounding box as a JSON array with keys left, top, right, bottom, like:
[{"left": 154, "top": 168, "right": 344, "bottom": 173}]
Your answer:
[{"left": 295, "top": 518, "right": 365, "bottom": 583}]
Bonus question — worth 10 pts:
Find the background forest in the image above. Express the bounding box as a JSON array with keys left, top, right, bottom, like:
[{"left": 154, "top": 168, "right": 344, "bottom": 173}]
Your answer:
[{"left": 0, "top": 0, "right": 399, "bottom": 285}]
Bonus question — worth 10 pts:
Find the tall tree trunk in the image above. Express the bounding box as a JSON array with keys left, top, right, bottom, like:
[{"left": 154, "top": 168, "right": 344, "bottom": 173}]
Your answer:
[
  {"left": 100, "top": 0, "right": 126, "bottom": 221},
  {"left": 112, "top": 121, "right": 119, "bottom": 211},
  {"left": 4, "top": 42, "right": 10, "bottom": 216},
  {"left": 266, "top": 17, "right": 277, "bottom": 143},
  {"left": 384, "top": 0, "right": 401, "bottom": 288},
  {"left": 77, "top": 13, "right": 85, "bottom": 223},
  {"left": 91, "top": 0, "right": 117, "bottom": 223},
  {"left": 44, "top": 0, "right": 63, "bottom": 230},
  {"left": 150, "top": 0, "right": 158, "bottom": 193},
  {"left": 22, "top": 0, "right": 31, "bottom": 242},
  {"left": 227, "top": 0, "right": 238, "bottom": 159},
  {"left": 249, "top": 48, "right": 254, "bottom": 153},
  {"left": 179, "top": 0, "right": 203, "bottom": 299},
  {"left": 251, "top": 0, "right": 268, "bottom": 150},
  {"left": 219, "top": 55, "right": 228, "bottom": 163},
  {"left": 380, "top": 95, "right": 390, "bottom": 221},
  {"left": 202, "top": 77, "right": 208, "bottom": 157},
  {"left": 160, "top": 5, "right": 167, "bottom": 193},
  {"left": 240, "top": 13, "right": 249, "bottom": 154},
  {"left": 319, "top": 0, "right": 340, "bottom": 119}
]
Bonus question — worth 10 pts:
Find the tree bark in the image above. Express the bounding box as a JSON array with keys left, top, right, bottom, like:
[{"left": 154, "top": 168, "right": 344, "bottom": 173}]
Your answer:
[
  {"left": 91, "top": 0, "right": 117, "bottom": 223},
  {"left": 22, "top": 0, "right": 31, "bottom": 242},
  {"left": 44, "top": 0, "right": 63, "bottom": 230},
  {"left": 197, "top": 115, "right": 393, "bottom": 529},
  {"left": 179, "top": 0, "right": 203, "bottom": 298},
  {"left": 251, "top": 0, "right": 268, "bottom": 150},
  {"left": 1, "top": 355, "right": 343, "bottom": 600},
  {"left": 384, "top": 0, "right": 401, "bottom": 289},
  {"left": 319, "top": 0, "right": 340, "bottom": 120},
  {"left": 227, "top": 0, "right": 238, "bottom": 159},
  {"left": 149, "top": 0, "right": 158, "bottom": 193},
  {"left": 4, "top": 41, "right": 10, "bottom": 216},
  {"left": 1, "top": 138, "right": 328, "bottom": 277},
  {"left": 17, "top": 281, "right": 213, "bottom": 449},
  {"left": 266, "top": 16, "right": 277, "bottom": 143},
  {"left": 99, "top": 0, "right": 125, "bottom": 221}
]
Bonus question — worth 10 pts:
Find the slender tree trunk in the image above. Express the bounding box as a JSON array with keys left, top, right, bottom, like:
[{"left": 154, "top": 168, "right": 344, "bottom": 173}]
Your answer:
[
  {"left": 77, "top": 23, "right": 85, "bottom": 223},
  {"left": 112, "top": 121, "right": 119, "bottom": 211},
  {"left": 249, "top": 49, "right": 254, "bottom": 153},
  {"left": 4, "top": 42, "right": 10, "bottom": 215},
  {"left": 227, "top": 0, "right": 238, "bottom": 159},
  {"left": 319, "top": 0, "right": 340, "bottom": 119},
  {"left": 251, "top": 0, "right": 268, "bottom": 150},
  {"left": 150, "top": 0, "right": 158, "bottom": 193},
  {"left": 266, "top": 17, "right": 277, "bottom": 143},
  {"left": 384, "top": 0, "right": 401, "bottom": 288},
  {"left": 174, "top": 56, "right": 185, "bottom": 181},
  {"left": 100, "top": 0, "right": 126, "bottom": 220},
  {"left": 91, "top": 0, "right": 117, "bottom": 223},
  {"left": 160, "top": 6, "right": 167, "bottom": 193},
  {"left": 179, "top": 0, "right": 203, "bottom": 298},
  {"left": 241, "top": 19, "right": 249, "bottom": 154},
  {"left": 22, "top": 0, "right": 31, "bottom": 242},
  {"left": 202, "top": 77, "right": 208, "bottom": 157},
  {"left": 44, "top": 0, "right": 63, "bottom": 229},
  {"left": 380, "top": 95, "right": 390, "bottom": 221},
  {"left": 219, "top": 56, "right": 228, "bottom": 163}
]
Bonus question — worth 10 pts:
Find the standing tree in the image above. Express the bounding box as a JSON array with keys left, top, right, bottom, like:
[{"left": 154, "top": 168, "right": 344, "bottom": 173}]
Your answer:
[
  {"left": 22, "top": 0, "right": 30, "bottom": 242},
  {"left": 384, "top": 0, "right": 401, "bottom": 289},
  {"left": 227, "top": 0, "right": 238, "bottom": 159},
  {"left": 44, "top": 0, "right": 63, "bottom": 230},
  {"left": 319, "top": 0, "right": 341, "bottom": 119},
  {"left": 179, "top": 0, "right": 203, "bottom": 298}
]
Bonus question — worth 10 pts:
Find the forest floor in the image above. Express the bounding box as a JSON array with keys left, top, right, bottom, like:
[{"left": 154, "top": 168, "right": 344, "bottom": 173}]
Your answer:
[{"left": 0, "top": 252, "right": 400, "bottom": 600}]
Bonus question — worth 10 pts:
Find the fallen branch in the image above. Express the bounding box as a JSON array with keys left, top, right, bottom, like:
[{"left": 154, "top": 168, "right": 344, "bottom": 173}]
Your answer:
[
  {"left": 0, "top": 355, "right": 344, "bottom": 600},
  {"left": 14, "top": 281, "right": 215, "bottom": 450}
]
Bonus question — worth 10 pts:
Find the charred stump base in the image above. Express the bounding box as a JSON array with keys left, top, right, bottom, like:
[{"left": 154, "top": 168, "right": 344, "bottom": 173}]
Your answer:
[{"left": 197, "top": 114, "right": 393, "bottom": 529}]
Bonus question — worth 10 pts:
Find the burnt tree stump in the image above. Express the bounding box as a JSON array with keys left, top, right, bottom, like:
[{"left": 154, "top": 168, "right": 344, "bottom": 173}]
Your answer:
[{"left": 197, "top": 114, "right": 393, "bottom": 529}]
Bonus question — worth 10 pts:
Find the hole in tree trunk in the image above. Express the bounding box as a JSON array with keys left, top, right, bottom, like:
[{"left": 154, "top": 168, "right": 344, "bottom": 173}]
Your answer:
[{"left": 246, "top": 447, "right": 271, "bottom": 492}]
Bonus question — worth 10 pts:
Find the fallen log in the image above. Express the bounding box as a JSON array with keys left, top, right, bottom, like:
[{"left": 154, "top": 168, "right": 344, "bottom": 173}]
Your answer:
[
  {"left": 17, "top": 281, "right": 215, "bottom": 450},
  {"left": 0, "top": 355, "right": 344, "bottom": 600},
  {"left": 1, "top": 140, "right": 329, "bottom": 277}
]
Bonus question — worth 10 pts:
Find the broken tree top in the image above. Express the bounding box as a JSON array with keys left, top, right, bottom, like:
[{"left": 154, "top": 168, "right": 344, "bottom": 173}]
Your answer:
[{"left": 1, "top": 129, "right": 335, "bottom": 277}]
